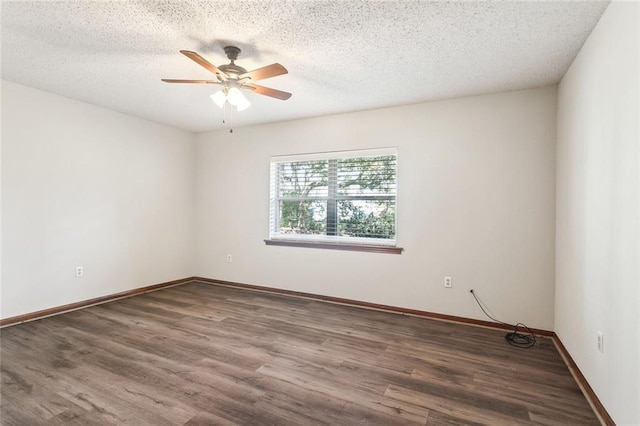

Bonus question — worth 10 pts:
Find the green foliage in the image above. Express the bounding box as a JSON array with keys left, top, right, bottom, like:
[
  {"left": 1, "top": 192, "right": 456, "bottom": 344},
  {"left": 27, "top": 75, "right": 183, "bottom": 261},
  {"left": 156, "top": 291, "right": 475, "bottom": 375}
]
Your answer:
[
  {"left": 338, "top": 156, "right": 396, "bottom": 193},
  {"left": 279, "top": 200, "right": 326, "bottom": 234},
  {"left": 338, "top": 200, "right": 395, "bottom": 239}
]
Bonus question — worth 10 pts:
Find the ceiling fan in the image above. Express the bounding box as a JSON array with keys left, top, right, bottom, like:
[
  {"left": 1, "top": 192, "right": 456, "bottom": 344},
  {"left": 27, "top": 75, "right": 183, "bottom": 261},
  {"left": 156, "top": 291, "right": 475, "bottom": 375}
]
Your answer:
[{"left": 162, "top": 46, "right": 291, "bottom": 111}]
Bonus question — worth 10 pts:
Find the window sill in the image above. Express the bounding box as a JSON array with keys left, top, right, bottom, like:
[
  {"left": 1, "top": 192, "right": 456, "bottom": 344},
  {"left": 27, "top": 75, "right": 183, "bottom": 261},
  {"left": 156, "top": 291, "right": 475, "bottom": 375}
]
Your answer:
[{"left": 264, "top": 239, "right": 404, "bottom": 254}]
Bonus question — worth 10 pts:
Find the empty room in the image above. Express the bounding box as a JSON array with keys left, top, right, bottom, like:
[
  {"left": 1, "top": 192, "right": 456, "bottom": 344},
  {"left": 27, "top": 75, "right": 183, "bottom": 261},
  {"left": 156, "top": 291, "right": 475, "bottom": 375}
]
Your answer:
[{"left": 1, "top": 1, "right": 638, "bottom": 425}]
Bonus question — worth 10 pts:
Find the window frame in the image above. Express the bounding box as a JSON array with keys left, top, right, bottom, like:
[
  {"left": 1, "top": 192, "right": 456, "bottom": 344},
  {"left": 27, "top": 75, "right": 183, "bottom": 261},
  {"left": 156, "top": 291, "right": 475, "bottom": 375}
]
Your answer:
[{"left": 266, "top": 148, "right": 403, "bottom": 254}]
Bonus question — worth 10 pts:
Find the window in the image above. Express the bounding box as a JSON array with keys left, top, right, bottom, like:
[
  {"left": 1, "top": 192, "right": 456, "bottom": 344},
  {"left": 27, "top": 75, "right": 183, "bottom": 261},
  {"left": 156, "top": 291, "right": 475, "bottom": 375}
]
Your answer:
[{"left": 267, "top": 148, "right": 401, "bottom": 253}]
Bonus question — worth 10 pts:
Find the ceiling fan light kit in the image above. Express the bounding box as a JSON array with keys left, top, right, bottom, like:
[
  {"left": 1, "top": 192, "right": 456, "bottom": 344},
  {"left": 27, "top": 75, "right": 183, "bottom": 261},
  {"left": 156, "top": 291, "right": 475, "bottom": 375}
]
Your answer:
[
  {"left": 210, "top": 86, "right": 251, "bottom": 111},
  {"left": 162, "top": 46, "right": 291, "bottom": 118}
]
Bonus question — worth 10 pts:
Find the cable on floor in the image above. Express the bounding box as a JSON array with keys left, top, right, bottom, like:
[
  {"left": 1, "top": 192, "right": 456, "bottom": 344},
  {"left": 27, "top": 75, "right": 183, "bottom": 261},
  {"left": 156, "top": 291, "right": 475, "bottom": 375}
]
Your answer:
[{"left": 470, "top": 289, "right": 536, "bottom": 348}]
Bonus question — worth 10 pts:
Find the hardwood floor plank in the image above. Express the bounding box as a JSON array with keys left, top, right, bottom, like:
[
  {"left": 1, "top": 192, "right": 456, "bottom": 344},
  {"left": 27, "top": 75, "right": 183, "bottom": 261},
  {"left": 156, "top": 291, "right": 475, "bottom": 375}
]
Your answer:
[
  {"left": 385, "top": 384, "right": 530, "bottom": 425},
  {"left": 426, "top": 408, "right": 485, "bottom": 425},
  {"left": 340, "top": 400, "right": 427, "bottom": 425},
  {"left": 1, "top": 395, "right": 50, "bottom": 426},
  {"left": 0, "top": 376, "right": 70, "bottom": 422},
  {"left": 47, "top": 405, "right": 115, "bottom": 426},
  {"left": 182, "top": 411, "right": 240, "bottom": 426},
  {"left": 249, "top": 376, "right": 347, "bottom": 425},
  {"left": 379, "top": 389, "right": 430, "bottom": 424},
  {"left": 1, "top": 281, "right": 600, "bottom": 425},
  {"left": 471, "top": 370, "right": 595, "bottom": 415},
  {"left": 2, "top": 350, "right": 182, "bottom": 425}
]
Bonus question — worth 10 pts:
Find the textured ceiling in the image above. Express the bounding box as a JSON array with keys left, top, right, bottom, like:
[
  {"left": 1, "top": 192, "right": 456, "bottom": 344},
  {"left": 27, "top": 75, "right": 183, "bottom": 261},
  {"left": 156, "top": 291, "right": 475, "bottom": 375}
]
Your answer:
[{"left": 2, "top": 1, "right": 610, "bottom": 133}]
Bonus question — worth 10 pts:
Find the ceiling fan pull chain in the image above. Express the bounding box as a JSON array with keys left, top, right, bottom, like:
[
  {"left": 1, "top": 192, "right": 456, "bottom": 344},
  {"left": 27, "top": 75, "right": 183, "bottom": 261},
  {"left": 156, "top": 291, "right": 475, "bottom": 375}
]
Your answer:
[{"left": 222, "top": 101, "right": 227, "bottom": 125}]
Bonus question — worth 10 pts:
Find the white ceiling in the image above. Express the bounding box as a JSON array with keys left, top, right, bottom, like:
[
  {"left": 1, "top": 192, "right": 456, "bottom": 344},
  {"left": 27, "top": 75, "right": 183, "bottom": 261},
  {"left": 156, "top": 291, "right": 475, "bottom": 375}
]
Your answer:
[{"left": 1, "top": 1, "right": 610, "bottom": 133}]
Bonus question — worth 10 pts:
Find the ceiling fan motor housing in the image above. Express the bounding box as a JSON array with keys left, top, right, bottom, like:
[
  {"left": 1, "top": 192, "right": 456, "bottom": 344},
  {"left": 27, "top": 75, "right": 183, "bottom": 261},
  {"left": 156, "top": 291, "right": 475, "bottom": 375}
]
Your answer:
[
  {"left": 220, "top": 46, "right": 247, "bottom": 78},
  {"left": 224, "top": 46, "right": 241, "bottom": 61}
]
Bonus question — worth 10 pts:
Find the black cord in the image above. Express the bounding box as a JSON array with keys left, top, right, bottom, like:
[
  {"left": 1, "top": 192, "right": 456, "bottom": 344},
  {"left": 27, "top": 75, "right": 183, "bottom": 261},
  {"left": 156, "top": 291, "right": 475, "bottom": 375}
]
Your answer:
[{"left": 470, "top": 289, "right": 536, "bottom": 348}]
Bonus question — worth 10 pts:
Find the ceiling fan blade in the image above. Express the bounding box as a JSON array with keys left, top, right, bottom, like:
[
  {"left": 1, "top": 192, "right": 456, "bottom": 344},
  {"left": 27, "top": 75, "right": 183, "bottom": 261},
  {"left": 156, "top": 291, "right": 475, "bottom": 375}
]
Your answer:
[
  {"left": 180, "top": 50, "right": 228, "bottom": 81},
  {"left": 239, "top": 63, "right": 288, "bottom": 82},
  {"left": 161, "top": 79, "right": 221, "bottom": 84},
  {"left": 244, "top": 84, "right": 291, "bottom": 100}
]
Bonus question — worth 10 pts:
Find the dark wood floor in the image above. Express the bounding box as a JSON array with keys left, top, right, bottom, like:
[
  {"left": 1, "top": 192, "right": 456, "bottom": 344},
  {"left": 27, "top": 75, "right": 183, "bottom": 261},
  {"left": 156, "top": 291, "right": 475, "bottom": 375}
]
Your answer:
[{"left": 1, "top": 281, "right": 599, "bottom": 425}]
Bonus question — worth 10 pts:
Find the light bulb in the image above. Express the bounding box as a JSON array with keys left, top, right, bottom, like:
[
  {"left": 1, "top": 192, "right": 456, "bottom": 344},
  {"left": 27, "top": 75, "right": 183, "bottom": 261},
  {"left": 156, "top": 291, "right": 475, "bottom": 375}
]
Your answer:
[
  {"left": 210, "top": 90, "right": 226, "bottom": 109},
  {"left": 236, "top": 96, "right": 251, "bottom": 111},
  {"left": 227, "top": 87, "right": 251, "bottom": 111},
  {"left": 226, "top": 87, "right": 245, "bottom": 106}
]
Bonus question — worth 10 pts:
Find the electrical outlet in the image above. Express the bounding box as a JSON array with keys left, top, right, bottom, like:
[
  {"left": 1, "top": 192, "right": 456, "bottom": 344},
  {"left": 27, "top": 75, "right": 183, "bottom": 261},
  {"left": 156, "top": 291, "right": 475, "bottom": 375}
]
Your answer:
[
  {"left": 597, "top": 332, "right": 604, "bottom": 353},
  {"left": 75, "top": 266, "right": 84, "bottom": 277},
  {"left": 444, "top": 276, "right": 452, "bottom": 288},
  {"left": 227, "top": 254, "right": 233, "bottom": 263}
]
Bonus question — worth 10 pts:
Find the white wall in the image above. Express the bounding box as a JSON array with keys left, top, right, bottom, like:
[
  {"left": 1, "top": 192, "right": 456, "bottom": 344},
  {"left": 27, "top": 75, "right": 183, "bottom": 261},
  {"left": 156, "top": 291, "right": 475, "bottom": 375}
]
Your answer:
[
  {"left": 556, "top": 1, "right": 639, "bottom": 424},
  {"left": 1, "top": 80, "right": 196, "bottom": 320},
  {"left": 195, "top": 86, "right": 557, "bottom": 330}
]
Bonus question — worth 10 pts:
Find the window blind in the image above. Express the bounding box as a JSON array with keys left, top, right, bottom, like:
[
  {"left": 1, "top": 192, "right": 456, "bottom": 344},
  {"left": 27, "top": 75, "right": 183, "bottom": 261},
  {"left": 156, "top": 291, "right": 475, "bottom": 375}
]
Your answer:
[{"left": 269, "top": 148, "right": 397, "bottom": 245}]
